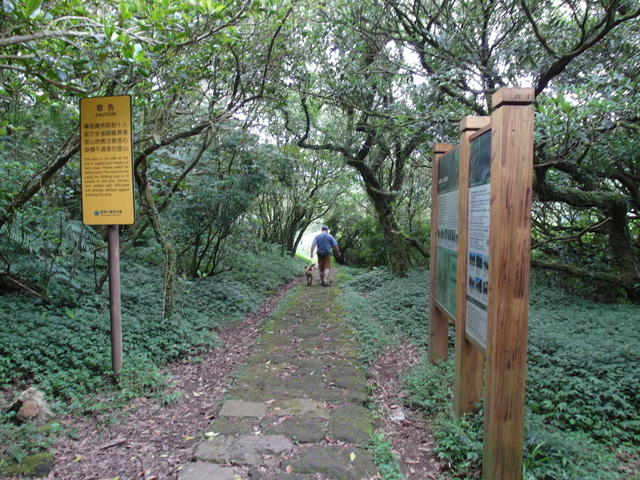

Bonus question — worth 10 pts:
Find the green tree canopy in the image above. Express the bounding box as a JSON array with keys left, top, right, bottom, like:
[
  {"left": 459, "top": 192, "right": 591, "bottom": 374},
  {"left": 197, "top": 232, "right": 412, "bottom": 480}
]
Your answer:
[{"left": 1, "top": 0, "right": 639, "bottom": 301}]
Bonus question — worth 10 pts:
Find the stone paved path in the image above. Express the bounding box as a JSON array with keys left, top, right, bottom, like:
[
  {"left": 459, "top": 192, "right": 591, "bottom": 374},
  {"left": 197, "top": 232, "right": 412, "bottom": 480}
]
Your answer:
[{"left": 178, "top": 282, "right": 379, "bottom": 480}]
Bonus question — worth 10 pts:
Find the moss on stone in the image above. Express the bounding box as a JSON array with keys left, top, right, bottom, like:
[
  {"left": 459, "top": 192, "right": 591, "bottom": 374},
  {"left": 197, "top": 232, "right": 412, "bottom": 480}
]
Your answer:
[
  {"left": 328, "top": 404, "right": 375, "bottom": 445},
  {"left": 1, "top": 452, "right": 54, "bottom": 477}
]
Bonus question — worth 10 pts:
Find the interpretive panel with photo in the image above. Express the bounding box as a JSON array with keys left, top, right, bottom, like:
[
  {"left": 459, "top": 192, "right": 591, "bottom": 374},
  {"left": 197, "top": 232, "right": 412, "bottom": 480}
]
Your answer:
[
  {"left": 435, "top": 146, "right": 460, "bottom": 318},
  {"left": 466, "top": 129, "right": 491, "bottom": 350}
]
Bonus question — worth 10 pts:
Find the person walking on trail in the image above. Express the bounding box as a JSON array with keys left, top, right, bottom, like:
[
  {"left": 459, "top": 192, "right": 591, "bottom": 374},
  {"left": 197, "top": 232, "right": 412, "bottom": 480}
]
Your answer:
[{"left": 310, "top": 225, "right": 341, "bottom": 287}]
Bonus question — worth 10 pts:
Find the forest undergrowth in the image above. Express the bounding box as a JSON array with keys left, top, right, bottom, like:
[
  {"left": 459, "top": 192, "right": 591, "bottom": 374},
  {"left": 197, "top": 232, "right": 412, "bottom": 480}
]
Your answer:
[
  {"left": 0, "top": 244, "right": 307, "bottom": 474},
  {"left": 0, "top": 254, "right": 639, "bottom": 479},
  {"left": 339, "top": 268, "right": 640, "bottom": 480}
]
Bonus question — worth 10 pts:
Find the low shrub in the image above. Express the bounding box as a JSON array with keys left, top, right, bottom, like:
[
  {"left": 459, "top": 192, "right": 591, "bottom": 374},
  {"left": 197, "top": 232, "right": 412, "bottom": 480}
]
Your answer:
[
  {"left": 342, "top": 270, "right": 640, "bottom": 479},
  {"left": 0, "top": 242, "right": 305, "bottom": 472},
  {"left": 527, "top": 285, "right": 640, "bottom": 446},
  {"left": 341, "top": 267, "right": 430, "bottom": 362},
  {"left": 522, "top": 413, "right": 620, "bottom": 480},
  {"left": 0, "top": 244, "right": 305, "bottom": 404},
  {"left": 402, "top": 358, "right": 453, "bottom": 416},
  {"left": 368, "top": 431, "right": 405, "bottom": 480}
]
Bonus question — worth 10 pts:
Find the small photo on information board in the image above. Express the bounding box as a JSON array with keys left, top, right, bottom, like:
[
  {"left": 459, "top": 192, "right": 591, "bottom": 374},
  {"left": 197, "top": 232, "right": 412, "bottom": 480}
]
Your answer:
[{"left": 80, "top": 95, "right": 135, "bottom": 225}]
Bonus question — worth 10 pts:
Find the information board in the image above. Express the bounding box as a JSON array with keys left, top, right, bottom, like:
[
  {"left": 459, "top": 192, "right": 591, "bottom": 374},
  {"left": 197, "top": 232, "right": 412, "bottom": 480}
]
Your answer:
[
  {"left": 435, "top": 146, "right": 460, "bottom": 318},
  {"left": 429, "top": 88, "right": 534, "bottom": 480},
  {"left": 80, "top": 95, "right": 135, "bottom": 225},
  {"left": 465, "top": 128, "right": 491, "bottom": 350}
]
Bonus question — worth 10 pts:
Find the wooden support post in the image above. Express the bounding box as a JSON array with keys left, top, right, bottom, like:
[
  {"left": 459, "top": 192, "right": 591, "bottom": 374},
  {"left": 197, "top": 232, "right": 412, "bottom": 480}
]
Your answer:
[
  {"left": 482, "top": 87, "right": 534, "bottom": 480},
  {"left": 453, "top": 117, "right": 490, "bottom": 418},
  {"left": 428, "top": 142, "right": 454, "bottom": 363},
  {"left": 108, "top": 225, "right": 123, "bottom": 375}
]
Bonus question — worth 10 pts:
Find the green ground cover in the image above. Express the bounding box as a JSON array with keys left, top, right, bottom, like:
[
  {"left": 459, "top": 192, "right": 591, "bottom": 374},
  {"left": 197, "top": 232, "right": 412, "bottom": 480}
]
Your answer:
[
  {"left": 0, "top": 245, "right": 306, "bottom": 468},
  {"left": 1, "top": 263, "right": 638, "bottom": 479},
  {"left": 340, "top": 268, "right": 640, "bottom": 480}
]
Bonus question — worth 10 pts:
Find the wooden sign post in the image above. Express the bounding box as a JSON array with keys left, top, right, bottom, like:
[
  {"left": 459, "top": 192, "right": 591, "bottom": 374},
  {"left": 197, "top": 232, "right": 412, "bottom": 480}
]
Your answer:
[
  {"left": 482, "top": 88, "right": 534, "bottom": 480},
  {"left": 80, "top": 95, "right": 135, "bottom": 376},
  {"left": 453, "top": 117, "right": 490, "bottom": 418},
  {"left": 429, "top": 87, "right": 534, "bottom": 480}
]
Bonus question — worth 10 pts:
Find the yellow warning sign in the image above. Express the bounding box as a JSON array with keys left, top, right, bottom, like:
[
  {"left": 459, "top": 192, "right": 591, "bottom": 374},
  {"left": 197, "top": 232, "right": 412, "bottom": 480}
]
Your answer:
[{"left": 80, "top": 95, "right": 135, "bottom": 225}]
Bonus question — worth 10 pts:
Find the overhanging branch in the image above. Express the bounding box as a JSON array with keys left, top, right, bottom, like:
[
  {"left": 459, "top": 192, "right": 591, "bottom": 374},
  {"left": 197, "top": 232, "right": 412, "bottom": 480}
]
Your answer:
[
  {"left": 391, "top": 229, "right": 430, "bottom": 258},
  {"left": 531, "top": 258, "right": 633, "bottom": 290}
]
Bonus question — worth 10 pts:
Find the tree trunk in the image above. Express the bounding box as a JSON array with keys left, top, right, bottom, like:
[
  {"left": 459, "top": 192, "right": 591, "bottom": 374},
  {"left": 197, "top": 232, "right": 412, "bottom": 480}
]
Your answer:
[
  {"left": 354, "top": 164, "right": 410, "bottom": 275},
  {"left": 282, "top": 206, "right": 308, "bottom": 256},
  {"left": 136, "top": 156, "right": 177, "bottom": 321},
  {"left": 606, "top": 208, "right": 640, "bottom": 300},
  {"left": 370, "top": 193, "right": 410, "bottom": 275}
]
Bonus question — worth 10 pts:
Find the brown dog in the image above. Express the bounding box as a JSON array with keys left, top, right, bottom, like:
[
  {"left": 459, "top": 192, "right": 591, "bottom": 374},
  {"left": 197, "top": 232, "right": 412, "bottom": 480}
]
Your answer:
[{"left": 305, "top": 264, "right": 316, "bottom": 286}]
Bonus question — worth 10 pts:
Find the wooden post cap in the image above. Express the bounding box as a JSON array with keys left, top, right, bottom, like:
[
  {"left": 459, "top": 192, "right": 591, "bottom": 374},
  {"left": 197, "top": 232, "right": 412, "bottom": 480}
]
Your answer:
[
  {"left": 492, "top": 87, "right": 535, "bottom": 108},
  {"left": 433, "top": 143, "right": 453, "bottom": 154},
  {"left": 460, "top": 116, "right": 491, "bottom": 132}
]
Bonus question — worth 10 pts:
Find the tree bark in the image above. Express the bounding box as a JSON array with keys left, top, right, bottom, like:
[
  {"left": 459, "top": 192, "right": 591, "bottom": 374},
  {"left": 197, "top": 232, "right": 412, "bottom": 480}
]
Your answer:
[
  {"left": 347, "top": 157, "right": 411, "bottom": 275},
  {"left": 136, "top": 155, "right": 177, "bottom": 321}
]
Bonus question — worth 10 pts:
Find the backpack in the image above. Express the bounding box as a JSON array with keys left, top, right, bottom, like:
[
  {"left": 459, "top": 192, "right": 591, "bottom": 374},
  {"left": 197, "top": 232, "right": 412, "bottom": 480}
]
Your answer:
[{"left": 316, "top": 233, "right": 331, "bottom": 258}]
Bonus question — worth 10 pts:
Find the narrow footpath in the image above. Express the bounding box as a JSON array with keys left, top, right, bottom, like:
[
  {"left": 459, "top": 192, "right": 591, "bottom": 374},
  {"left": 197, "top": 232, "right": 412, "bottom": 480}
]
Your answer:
[{"left": 178, "top": 282, "right": 379, "bottom": 480}]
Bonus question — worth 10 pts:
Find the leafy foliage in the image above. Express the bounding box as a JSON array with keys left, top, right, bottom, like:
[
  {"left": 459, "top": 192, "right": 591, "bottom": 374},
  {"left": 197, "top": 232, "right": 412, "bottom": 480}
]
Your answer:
[
  {"left": 341, "top": 268, "right": 429, "bottom": 363},
  {"left": 0, "top": 0, "right": 639, "bottom": 475},
  {"left": 430, "top": 405, "right": 623, "bottom": 480},
  {"left": 343, "top": 270, "right": 640, "bottom": 479},
  {"left": 0, "top": 244, "right": 304, "bottom": 399},
  {"left": 527, "top": 286, "right": 640, "bottom": 445},
  {"left": 0, "top": 415, "right": 63, "bottom": 468},
  {"left": 166, "top": 129, "right": 270, "bottom": 277},
  {"left": 531, "top": 77, "right": 640, "bottom": 300},
  {"left": 403, "top": 358, "right": 453, "bottom": 416},
  {"left": 368, "top": 431, "right": 405, "bottom": 480},
  {"left": 2, "top": 0, "right": 640, "bottom": 301},
  {"left": 344, "top": 217, "right": 389, "bottom": 268},
  {"left": 522, "top": 414, "right": 620, "bottom": 480},
  {"left": 432, "top": 410, "right": 484, "bottom": 478},
  {"left": 0, "top": 242, "right": 305, "bottom": 467}
]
